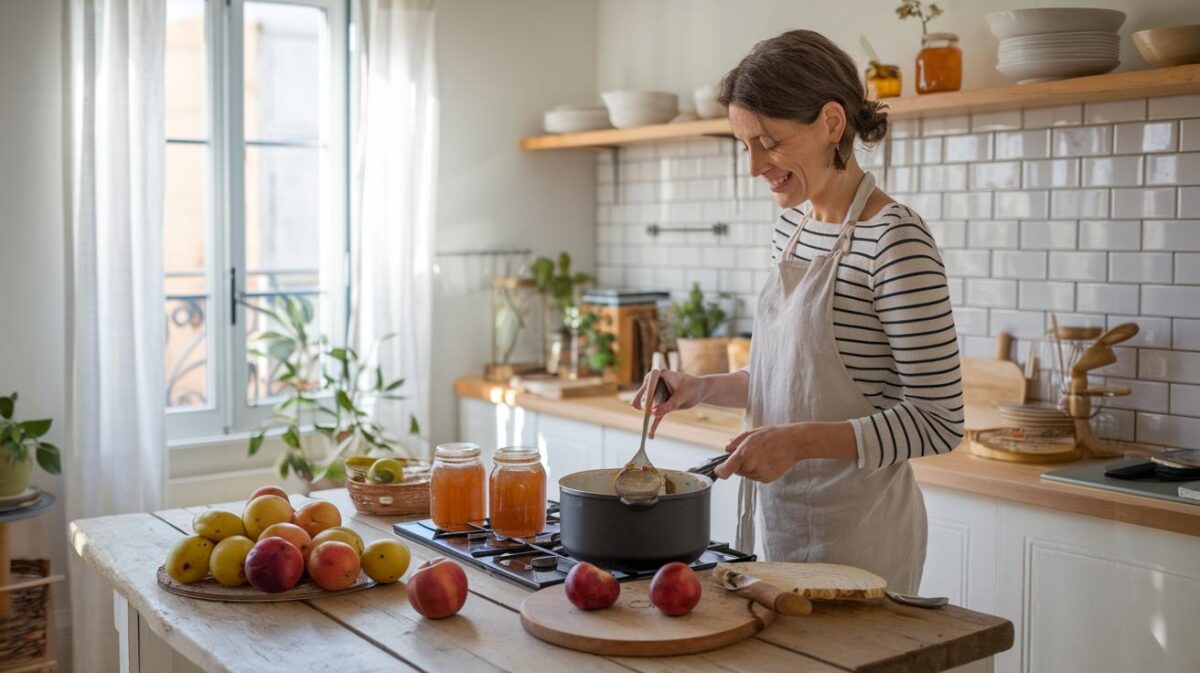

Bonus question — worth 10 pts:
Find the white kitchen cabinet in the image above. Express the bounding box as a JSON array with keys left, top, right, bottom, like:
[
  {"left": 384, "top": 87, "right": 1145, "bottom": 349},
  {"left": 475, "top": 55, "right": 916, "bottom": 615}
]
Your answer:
[
  {"left": 457, "top": 397, "right": 538, "bottom": 468},
  {"left": 920, "top": 484, "right": 1200, "bottom": 673},
  {"left": 535, "top": 414, "right": 604, "bottom": 499}
]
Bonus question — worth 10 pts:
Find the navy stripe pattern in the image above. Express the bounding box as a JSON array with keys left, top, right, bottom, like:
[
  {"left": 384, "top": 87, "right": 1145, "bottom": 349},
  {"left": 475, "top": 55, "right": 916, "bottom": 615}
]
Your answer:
[{"left": 771, "top": 202, "right": 966, "bottom": 467}]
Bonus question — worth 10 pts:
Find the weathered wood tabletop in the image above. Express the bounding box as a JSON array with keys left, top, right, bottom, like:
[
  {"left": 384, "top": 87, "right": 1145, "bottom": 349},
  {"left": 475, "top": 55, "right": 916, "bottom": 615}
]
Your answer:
[{"left": 69, "top": 489, "right": 1013, "bottom": 673}]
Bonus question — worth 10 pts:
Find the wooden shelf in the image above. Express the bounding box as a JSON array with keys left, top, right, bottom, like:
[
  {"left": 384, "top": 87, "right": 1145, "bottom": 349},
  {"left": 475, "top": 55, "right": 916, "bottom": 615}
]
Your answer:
[{"left": 520, "top": 64, "right": 1200, "bottom": 151}]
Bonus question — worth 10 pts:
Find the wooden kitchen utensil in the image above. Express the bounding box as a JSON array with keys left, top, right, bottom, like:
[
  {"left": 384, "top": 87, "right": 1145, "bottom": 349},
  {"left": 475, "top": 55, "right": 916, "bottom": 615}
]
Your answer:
[
  {"left": 961, "top": 332, "right": 1029, "bottom": 433},
  {"left": 714, "top": 566, "right": 812, "bottom": 615},
  {"left": 519, "top": 576, "right": 775, "bottom": 656},
  {"left": 614, "top": 369, "right": 667, "bottom": 503},
  {"left": 714, "top": 562, "right": 887, "bottom": 601},
  {"left": 969, "top": 428, "right": 1081, "bottom": 464},
  {"left": 1065, "top": 322, "right": 1139, "bottom": 458},
  {"left": 156, "top": 566, "right": 375, "bottom": 603}
]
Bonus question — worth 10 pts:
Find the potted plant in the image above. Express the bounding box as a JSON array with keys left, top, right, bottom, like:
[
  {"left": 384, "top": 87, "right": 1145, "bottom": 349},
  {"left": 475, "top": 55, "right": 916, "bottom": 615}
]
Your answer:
[
  {"left": 531, "top": 252, "right": 593, "bottom": 377},
  {"left": 671, "top": 283, "right": 732, "bottom": 376},
  {"left": 244, "top": 296, "right": 420, "bottom": 492},
  {"left": 0, "top": 393, "right": 62, "bottom": 496}
]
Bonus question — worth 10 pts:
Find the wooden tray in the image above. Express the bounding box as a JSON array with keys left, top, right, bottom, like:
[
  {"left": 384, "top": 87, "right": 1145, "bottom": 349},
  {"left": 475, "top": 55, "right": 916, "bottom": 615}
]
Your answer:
[
  {"left": 156, "top": 566, "right": 375, "bottom": 603},
  {"left": 520, "top": 576, "right": 774, "bottom": 656},
  {"left": 714, "top": 562, "right": 887, "bottom": 600}
]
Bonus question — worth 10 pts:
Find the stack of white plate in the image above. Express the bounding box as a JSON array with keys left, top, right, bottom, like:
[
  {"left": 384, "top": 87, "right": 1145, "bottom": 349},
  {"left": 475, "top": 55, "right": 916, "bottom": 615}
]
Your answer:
[
  {"left": 543, "top": 104, "right": 612, "bottom": 134},
  {"left": 601, "top": 91, "right": 679, "bottom": 129},
  {"left": 986, "top": 8, "right": 1125, "bottom": 83}
]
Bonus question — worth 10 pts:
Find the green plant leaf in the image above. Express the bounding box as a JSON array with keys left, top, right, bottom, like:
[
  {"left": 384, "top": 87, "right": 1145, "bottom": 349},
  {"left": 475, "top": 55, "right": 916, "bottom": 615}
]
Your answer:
[
  {"left": 336, "top": 390, "right": 356, "bottom": 414},
  {"left": 267, "top": 338, "right": 295, "bottom": 361},
  {"left": 282, "top": 426, "right": 301, "bottom": 449},
  {"left": 21, "top": 419, "right": 51, "bottom": 438},
  {"left": 0, "top": 395, "right": 13, "bottom": 420},
  {"left": 318, "top": 459, "right": 346, "bottom": 483},
  {"left": 328, "top": 347, "right": 349, "bottom": 362},
  {"left": 409, "top": 415, "right": 421, "bottom": 436},
  {"left": 248, "top": 430, "right": 265, "bottom": 456},
  {"left": 374, "top": 367, "right": 384, "bottom": 391},
  {"left": 385, "top": 378, "right": 406, "bottom": 391},
  {"left": 36, "top": 442, "right": 61, "bottom": 475}
]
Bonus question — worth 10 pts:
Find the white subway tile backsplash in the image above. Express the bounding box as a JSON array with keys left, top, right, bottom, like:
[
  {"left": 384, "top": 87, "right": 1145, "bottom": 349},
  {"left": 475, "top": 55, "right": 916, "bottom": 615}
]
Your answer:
[
  {"left": 701, "top": 246, "right": 736, "bottom": 269},
  {"left": 889, "top": 118, "right": 920, "bottom": 139},
  {"left": 1076, "top": 283, "right": 1139, "bottom": 314},
  {"left": 1145, "top": 153, "right": 1200, "bottom": 185},
  {"left": 1109, "top": 252, "right": 1173, "bottom": 283},
  {"left": 1108, "top": 315, "right": 1172, "bottom": 348},
  {"left": 1114, "top": 121, "right": 1178, "bottom": 154},
  {"left": 1049, "top": 251, "right": 1107, "bottom": 281},
  {"left": 888, "top": 166, "right": 919, "bottom": 193},
  {"left": 1143, "top": 220, "right": 1200, "bottom": 251},
  {"left": 1024, "top": 104, "right": 1082, "bottom": 129},
  {"left": 1023, "top": 159, "right": 1080, "bottom": 188},
  {"left": 922, "top": 115, "right": 970, "bottom": 136},
  {"left": 1142, "top": 285, "right": 1200, "bottom": 318},
  {"left": 1081, "top": 156, "right": 1143, "bottom": 187},
  {"left": 993, "top": 250, "right": 1045, "bottom": 278},
  {"left": 1175, "top": 320, "right": 1200, "bottom": 350},
  {"left": 971, "top": 161, "right": 1021, "bottom": 190},
  {"left": 970, "top": 221, "right": 1019, "bottom": 249},
  {"left": 719, "top": 269, "right": 754, "bottom": 294},
  {"left": 654, "top": 267, "right": 685, "bottom": 290},
  {"left": 1183, "top": 120, "right": 1200, "bottom": 152},
  {"left": 1084, "top": 99, "right": 1146, "bottom": 124},
  {"left": 1093, "top": 408, "right": 1137, "bottom": 442},
  {"left": 1111, "top": 187, "right": 1176, "bottom": 219},
  {"left": 1105, "top": 378, "right": 1169, "bottom": 413},
  {"left": 995, "top": 130, "right": 1050, "bottom": 160},
  {"left": 1137, "top": 413, "right": 1200, "bottom": 448},
  {"left": 948, "top": 277, "right": 964, "bottom": 304},
  {"left": 920, "top": 164, "right": 967, "bottom": 191},
  {"left": 928, "top": 220, "right": 967, "bottom": 248},
  {"left": 989, "top": 309, "right": 1045, "bottom": 338},
  {"left": 943, "top": 249, "right": 990, "bottom": 277},
  {"left": 683, "top": 267, "right": 719, "bottom": 291},
  {"left": 1021, "top": 220, "right": 1076, "bottom": 249},
  {"left": 1019, "top": 280, "right": 1073, "bottom": 310},
  {"left": 944, "top": 192, "right": 992, "bottom": 219},
  {"left": 1181, "top": 187, "right": 1200, "bottom": 216},
  {"left": 921, "top": 138, "right": 944, "bottom": 164},
  {"left": 1170, "top": 383, "right": 1200, "bottom": 417},
  {"left": 1149, "top": 95, "right": 1200, "bottom": 121},
  {"left": 945, "top": 134, "right": 992, "bottom": 163},
  {"left": 1176, "top": 253, "right": 1200, "bottom": 284},
  {"left": 971, "top": 110, "right": 1022, "bottom": 132},
  {"left": 966, "top": 278, "right": 1017, "bottom": 308},
  {"left": 1053, "top": 126, "right": 1112, "bottom": 157},
  {"left": 994, "top": 190, "right": 1049, "bottom": 219},
  {"left": 1051, "top": 189, "right": 1109, "bottom": 218},
  {"left": 736, "top": 246, "right": 769, "bottom": 270},
  {"left": 953, "top": 307, "right": 989, "bottom": 335},
  {"left": 904, "top": 193, "right": 943, "bottom": 219},
  {"left": 1078, "top": 220, "right": 1140, "bottom": 251}
]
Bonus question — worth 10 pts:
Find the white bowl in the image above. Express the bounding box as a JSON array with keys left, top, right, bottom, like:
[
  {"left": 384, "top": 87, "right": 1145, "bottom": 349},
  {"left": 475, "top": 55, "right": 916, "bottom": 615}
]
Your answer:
[
  {"left": 985, "top": 8, "right": 1125, "bottom": 40},
  {"left": 601, "top": 90, "right": 678, "bottom": 111},
  {"left": 606, "top": 107, "right": 679, "bottom": 128},
  {"left": 999, "top": 46, "right": 1121, "bottom": 61},
  {"left": 543, "top": 109, "right": 612, "bottom": 134},
  {"left": 997, "top": 58, "right": 1119, "bottom": 83},
  {"left": 693, "top": 85, "right": 725, "bottom": 119}
]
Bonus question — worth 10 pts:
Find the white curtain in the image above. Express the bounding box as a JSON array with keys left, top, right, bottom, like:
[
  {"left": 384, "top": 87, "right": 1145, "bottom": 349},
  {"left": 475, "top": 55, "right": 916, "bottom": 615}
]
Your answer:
[
  {"left": 350, "top": 0, "right": 437, "bottom": 457},
  {"left": 63, "top": 0, "right": 166, "bottom": 671}
]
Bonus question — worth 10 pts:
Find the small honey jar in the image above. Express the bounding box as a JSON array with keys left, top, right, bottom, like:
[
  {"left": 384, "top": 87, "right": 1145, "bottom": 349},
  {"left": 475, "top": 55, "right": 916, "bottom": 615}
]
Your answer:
[{"left": 866, "top": 62, "right": 902, "bottom": 99}]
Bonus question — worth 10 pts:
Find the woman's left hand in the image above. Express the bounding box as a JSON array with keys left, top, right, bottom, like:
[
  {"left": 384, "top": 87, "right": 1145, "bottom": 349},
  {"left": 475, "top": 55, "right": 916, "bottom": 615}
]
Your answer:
[{"left": 713, "top": 421, "right": 857, "bottom": 482}]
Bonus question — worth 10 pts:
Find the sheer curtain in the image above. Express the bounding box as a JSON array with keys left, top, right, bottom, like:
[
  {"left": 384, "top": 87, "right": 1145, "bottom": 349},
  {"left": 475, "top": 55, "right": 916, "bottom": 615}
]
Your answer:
[
  {"left": 350, "top": 0, "right": 437, "bottom": 456},
  {"left": 63, "top": 0, "right": 166, "bottom": 671}
]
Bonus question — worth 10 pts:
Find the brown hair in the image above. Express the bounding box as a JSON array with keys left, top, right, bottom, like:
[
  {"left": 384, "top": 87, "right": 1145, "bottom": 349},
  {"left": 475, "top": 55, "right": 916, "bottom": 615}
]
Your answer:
[{"left": 718, "top": 30, "right": 888, "bottom": 170}]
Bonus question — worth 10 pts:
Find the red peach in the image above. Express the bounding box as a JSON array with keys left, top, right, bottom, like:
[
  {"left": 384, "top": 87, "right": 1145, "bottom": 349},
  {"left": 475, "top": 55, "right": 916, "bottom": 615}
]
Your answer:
[
  {"left": 406, "top": 557, "right": 468, "bottom": 619},
  {"left": 249, "top": 485, "right": 290, "bottom": 502},
  {"left": 293, "top": 501, "right": 342, "bottom": 537},
  {"left": 648, "top": 562, "right": 702, "bottom": 616},
  {"left": 564, "top": 562, "right": 620, "bottom": 610},
  {"left": 245, "top": 537, "right": 304, "bottom": 593},
  {"left": 258, "top": 522, "right": 312, "bottom": 557},
  {"left": 306, "top": 541, "right": 361, "bottom": 592}
]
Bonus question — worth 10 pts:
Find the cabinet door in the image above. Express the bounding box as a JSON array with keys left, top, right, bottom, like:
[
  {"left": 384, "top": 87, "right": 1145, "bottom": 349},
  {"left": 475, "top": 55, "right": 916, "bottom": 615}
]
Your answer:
[
  {"left": 457, "top": 398, "right": 538, "bottom": 468},
  {"left": 536, "top": 414, "right": 603, "bottom": 499},
  {"left": 602, "top": 428, "right": 742, "bottom": 545}
]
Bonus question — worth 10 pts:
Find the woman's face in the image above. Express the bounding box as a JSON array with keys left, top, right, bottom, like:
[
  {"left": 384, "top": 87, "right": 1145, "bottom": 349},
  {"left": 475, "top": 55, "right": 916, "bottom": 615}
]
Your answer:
[{"left": 728, "top": 103, "right": 845, "bottom": 209}]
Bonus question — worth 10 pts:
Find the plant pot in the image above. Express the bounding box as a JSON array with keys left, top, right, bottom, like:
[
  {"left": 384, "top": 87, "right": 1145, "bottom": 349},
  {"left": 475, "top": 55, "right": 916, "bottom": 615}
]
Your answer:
[
  {"left": 0, "top": 453, "right": 33, "bottom": 497},
  {"left": 676, "top": 337, "right": 731, "bottom": 376}
]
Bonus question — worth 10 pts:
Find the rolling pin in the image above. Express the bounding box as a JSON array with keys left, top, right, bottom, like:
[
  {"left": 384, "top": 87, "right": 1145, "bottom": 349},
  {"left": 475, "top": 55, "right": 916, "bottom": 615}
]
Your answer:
[{"left": 716, "top": 567, "right": 812, "bottom": 616}]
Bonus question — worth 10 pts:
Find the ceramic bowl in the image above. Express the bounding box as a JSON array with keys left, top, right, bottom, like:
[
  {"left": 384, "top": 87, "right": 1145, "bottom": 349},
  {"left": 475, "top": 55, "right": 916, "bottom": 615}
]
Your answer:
[
  {"left": 1133, "top": 25, "right": 1200, "bottom": 67},
  {"left": 601, "top": 90, "right": 678, "bottom": 111},
  {"left": 997, "top": 57, "right": 1119, "bottom": 83},
  {"left": 986, "top": 8, "right": 1125, "bottom": 40},
  {"left": 693, "top": 84, "right": 725, "bottom": 119}
]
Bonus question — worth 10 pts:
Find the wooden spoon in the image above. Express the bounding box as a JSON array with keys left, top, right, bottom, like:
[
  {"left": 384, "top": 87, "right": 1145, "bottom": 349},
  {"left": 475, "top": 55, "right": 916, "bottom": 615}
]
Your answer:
[{"left": 614, "top": 370, "right": 668, "bottom": 504}]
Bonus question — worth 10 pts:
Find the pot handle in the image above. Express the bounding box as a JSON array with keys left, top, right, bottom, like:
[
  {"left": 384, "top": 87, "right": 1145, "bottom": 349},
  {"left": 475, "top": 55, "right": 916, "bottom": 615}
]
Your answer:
[{"left": 619, "top": 496, "right": 659, "bottom": 510}]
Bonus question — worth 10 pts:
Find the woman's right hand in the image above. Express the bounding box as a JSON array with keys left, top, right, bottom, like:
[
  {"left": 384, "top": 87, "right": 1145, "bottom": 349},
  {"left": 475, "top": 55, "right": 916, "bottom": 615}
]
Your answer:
[{"left": 631, "top": 369, "right": 707, "bottom": 439}]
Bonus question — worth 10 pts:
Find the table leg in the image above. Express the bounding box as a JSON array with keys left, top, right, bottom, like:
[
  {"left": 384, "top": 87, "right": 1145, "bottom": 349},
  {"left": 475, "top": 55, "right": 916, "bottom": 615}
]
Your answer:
[{"left": 0, "top": 522, "right": 11, "bottom": 617}]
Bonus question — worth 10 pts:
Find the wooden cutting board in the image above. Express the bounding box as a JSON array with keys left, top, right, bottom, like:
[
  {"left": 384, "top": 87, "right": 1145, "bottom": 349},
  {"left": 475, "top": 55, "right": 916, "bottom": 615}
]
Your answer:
[
  {"left": 714, "top": 562, "right": 887, "bottom": 600},
  {"left": 519, "top": 576, "right": 775, "bottom": 656},
  {"left": 514, "top": 376, "right": 619, "bottom": 399}
]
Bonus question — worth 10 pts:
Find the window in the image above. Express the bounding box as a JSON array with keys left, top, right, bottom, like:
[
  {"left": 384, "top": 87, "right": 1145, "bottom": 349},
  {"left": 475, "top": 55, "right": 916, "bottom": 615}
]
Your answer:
[{"left": 164, "top": 0, "right": 349, "bottom": 442}]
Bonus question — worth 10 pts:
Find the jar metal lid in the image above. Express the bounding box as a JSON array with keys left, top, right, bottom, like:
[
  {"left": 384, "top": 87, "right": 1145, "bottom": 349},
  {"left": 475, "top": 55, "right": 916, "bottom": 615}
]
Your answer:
[
  {"left": 435, "top": 442, "right": 481, "bottom": 460},
  {"left": 493, "top": 446, "right": 541, "bottom": 463}
]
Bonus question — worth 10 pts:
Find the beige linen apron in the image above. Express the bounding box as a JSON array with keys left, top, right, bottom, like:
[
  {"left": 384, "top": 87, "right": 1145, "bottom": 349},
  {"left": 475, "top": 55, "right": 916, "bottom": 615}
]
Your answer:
[{"left": 735, "top": 171, "right": 927, "bottom": 593}]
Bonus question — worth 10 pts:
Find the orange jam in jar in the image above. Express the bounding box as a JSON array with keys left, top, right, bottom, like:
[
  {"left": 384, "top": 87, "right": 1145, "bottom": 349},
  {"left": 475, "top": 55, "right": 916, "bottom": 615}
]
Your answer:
[
  {"left": 915, "top": 33, "right": 962, "bottom": 94},
  {"left": 866, "top": 62, "right": 902, "bottom": 99},
  {"left": 488, "top": 446, "right": 546, "bottom": 538},
  {"left": 430, "top": 442, "right": 486, "bottom": 531}
]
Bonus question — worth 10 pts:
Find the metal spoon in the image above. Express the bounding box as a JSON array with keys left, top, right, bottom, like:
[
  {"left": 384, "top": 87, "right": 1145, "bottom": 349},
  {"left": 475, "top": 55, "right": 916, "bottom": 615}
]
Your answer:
[
  {"left": 885, "top": 591, "right": 949, "bottom": 608},
  {"left": 614, "top": 370, "right": 669, "bottom": 504}
]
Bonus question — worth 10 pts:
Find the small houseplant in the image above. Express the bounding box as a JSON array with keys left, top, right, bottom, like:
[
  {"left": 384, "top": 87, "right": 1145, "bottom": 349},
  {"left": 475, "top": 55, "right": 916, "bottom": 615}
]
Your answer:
[
  {"left": 531, "top": 252, "right": 593, "bottom": 377},
  {"left": 672, "top": 283, "right": 732, "bottom": 376},
  {"left": 0, "top": 393, "right": 61, "bottom": 496},
  {"left": 244, "top": 296, "right": 420, "bottom": 491}
]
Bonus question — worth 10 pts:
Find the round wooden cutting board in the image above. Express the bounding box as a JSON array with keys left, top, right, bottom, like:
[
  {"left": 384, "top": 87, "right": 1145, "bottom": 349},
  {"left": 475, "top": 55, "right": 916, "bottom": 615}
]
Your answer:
[
  {"left": 156, "top": 565, "right": 375, "bottom": 603},
  {"left": 520, "top": 577, "right": 775, "bottom": 656}
]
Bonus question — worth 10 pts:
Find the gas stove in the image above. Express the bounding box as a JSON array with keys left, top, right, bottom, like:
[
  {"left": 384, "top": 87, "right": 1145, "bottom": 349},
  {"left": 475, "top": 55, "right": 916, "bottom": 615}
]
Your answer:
[{"left": 392, "top": 501, "right": 755, "bottom": 590}]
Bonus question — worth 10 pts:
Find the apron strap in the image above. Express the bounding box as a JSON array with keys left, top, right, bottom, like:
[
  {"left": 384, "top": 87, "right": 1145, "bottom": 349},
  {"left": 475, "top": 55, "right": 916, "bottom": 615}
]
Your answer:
[
  {"left": 735, "top": 477, "right": 756, "bottom": 555},
  {"left": 780, "top": 210, "right": 811, "bottom": 261},
  {"left": 834, "top": 171, "right": 877, "bottom": 254}
]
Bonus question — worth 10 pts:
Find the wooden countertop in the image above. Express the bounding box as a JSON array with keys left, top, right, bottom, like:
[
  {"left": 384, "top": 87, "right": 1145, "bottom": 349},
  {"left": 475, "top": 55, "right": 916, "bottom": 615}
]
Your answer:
[
  {"left": 457, "top": 378, "right": 1200, "bottom": 538},
  {"left": 70, "top": 491, "right": 1012, "bottom": 673}
]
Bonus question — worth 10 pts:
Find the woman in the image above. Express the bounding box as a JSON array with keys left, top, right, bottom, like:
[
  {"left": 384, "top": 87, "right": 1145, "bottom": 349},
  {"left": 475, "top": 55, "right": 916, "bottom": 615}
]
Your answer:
[{"left": 636, "top": 30, "right": 964, "bottom": 593}]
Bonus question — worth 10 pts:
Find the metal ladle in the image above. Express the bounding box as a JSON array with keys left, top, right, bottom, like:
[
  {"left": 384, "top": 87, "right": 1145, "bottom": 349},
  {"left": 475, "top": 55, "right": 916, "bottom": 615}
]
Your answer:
[{"left": 614, "top": 369, "right": 669, "bottom": 505}]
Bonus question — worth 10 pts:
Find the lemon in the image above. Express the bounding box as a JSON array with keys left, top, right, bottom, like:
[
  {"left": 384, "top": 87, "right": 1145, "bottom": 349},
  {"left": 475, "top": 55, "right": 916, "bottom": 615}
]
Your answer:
[
  {"left": 164, "top": 535, "right": 213, "bottom": 584},
  {"left": 209, "top": 535, "right": 255, "bottom": 586},
  {"left": 367, "top": 458, "right": 405, "bottom": 484},
  {"left": 193, "top": 510, "right": 246, "bottom": 542},
  {"left": 360, "top": 539, "right": 411, "bottom": 583}
]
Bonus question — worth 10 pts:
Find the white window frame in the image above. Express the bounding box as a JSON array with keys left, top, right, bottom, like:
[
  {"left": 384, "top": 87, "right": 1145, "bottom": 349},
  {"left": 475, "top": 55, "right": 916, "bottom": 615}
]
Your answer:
[{"left": 166, "top": 0, "right": 350, "bottom": 446}]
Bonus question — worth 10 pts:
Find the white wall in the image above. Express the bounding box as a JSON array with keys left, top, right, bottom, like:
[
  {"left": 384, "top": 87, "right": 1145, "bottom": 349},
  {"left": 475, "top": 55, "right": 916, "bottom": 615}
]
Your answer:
[
  {"left": 429, "top": 0, "right": 599, "bottom": 446},
  {"left": 597, "top": 0, "right": 1200, "bottom": 100},
  {"left": 0, "top": 0, "right": 71, "bottom": 668}
]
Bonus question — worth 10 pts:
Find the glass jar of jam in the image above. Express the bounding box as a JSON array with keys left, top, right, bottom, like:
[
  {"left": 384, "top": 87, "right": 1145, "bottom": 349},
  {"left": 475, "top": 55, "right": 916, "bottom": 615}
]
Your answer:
[
  {"left": 865, "top": 62, "right": 902, "bottom": 100},
  {"left": 430, "top": 442, "right": 486, "bottom": 531},
  {"left": 915, "top": 32, "right": 962, "bottom": 94},
  {"left": 489, "top": 446, "right": 546, "bottom": 538}
]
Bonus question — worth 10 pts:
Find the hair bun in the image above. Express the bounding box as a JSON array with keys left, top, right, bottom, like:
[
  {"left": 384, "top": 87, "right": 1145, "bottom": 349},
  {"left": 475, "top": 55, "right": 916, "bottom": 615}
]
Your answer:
[{"left": 856, "top": 100, "right": 889, "bottom": 145}]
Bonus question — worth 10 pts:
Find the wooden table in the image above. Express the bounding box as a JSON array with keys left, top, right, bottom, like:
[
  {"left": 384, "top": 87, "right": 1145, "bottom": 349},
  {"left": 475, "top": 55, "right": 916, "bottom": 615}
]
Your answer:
[{"left": 70, "top": 490, "right": 1013, "bottom": 673}]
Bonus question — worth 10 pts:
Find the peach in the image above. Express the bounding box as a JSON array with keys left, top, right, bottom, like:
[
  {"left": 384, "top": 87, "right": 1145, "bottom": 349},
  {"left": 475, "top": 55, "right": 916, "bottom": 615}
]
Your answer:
[
  {"left": 242, "top": 494, "right": 294, "bottom": 540},
  {"left": 648, "top": 562, "right": 702, "bottom": 616},
  {"left": 245, "top": 537, "right": 304, "bottom": 593},
  {"left": 406, "top": 557, "right": 468, "bottom": 619},
  {"left": 258, "top": 522, "right": 312, "bottom": 557},
  {"left": 306, "top": 541, "right": 361, "bottom": 591},
  {"left": 308, "top": 527, "right": 364, "bottom": 559},
  {"left": 249, "top": 485, "right": 290, "bottom": 501},
  {"left": 564, "top": 562, "right": 620, "bottom": 610},
  {"left": 293, "top": 501, "right": 341, "bottom": 537}
]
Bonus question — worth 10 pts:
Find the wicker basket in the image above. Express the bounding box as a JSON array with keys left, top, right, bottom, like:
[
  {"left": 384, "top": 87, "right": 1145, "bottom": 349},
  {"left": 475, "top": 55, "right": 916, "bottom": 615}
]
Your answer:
[
  {"left": 346, "top": 461, "right": 432, "bottom": 516},
  {"left": 0, "top": 559, "right": 51, "bottom": 668}
]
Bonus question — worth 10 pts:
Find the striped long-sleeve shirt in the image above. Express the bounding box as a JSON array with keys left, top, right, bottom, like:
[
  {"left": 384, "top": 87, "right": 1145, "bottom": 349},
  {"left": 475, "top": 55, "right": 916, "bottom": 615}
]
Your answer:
[{"left": 769, "top": 202, "right": 965, "bottom": 468}]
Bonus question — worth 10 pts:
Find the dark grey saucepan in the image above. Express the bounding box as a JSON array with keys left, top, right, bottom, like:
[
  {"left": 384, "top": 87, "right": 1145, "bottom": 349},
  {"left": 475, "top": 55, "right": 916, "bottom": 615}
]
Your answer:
[{"left": 557, "top": 468, "right": 712, "bottom": 571}]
